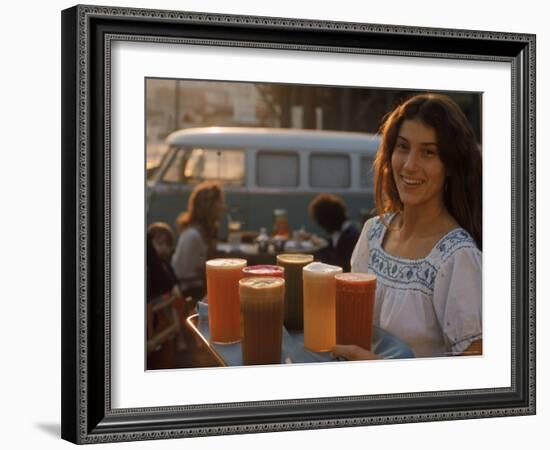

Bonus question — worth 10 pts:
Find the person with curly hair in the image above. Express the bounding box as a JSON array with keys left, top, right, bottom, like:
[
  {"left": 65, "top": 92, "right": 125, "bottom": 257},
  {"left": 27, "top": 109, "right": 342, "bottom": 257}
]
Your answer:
[{"left": 308, "top": 193, "right": 359, "bottom": 272}]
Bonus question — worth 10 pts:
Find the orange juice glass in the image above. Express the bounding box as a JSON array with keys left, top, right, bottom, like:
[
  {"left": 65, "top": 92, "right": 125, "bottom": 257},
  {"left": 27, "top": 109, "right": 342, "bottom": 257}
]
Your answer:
[
  {"left": 335, "top": 273, "right": 377, "bottom": 350},
  {"left": 302, "top": 262, "right": 343, "bottom": 352},
  {"left": 206, "top": 258, "right": 247, "bottom": 343}
]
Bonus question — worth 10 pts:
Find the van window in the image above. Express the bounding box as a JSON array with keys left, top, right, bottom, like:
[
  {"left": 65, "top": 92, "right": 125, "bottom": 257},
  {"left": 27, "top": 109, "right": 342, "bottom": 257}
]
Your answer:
[
  {"left": 161, "top": 148, "right": 187, "bottom": 183},
  {"left": 257, "top": 151, "right": 299, "bottom": 187},
  {"left": 310, "top": 154, "right": 350, "bottom": 188},
  {"left": 162, "top": 148, "right": 245, "bottom": 185},
  {"left": 360, "top": 156, "right": 375, "bottom": 189}
]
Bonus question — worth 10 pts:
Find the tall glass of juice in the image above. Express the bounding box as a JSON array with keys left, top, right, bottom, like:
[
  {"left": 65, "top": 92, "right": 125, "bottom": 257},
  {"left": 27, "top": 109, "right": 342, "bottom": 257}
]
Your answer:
[
  {"left": 302, "top": 262, "right": 343, "bottom": 352},
  {"left": 206, "top": 258, "right": 247, "bottom": 343},
  {"left": 276, "top": 254, "right": 314, "bottom": 331},
  {"left": 239, "top": 277, "right": 285, "bottom": 365},
  {"left": 335, "top": 273, "right": 377, "bottom": 350}
]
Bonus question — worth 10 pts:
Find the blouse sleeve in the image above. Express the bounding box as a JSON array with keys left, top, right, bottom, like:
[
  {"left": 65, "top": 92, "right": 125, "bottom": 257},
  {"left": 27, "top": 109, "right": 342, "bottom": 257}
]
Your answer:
[
  {"left": 350, "top": 218, "right": 373, "bottom": 273},
  {"left": 432, "top": 246, "right": 482, "bottom": 355}
]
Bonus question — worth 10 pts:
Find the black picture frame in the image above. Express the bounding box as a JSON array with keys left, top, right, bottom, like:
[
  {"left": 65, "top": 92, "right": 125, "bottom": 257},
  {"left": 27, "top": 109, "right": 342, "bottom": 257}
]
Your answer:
[{"left": 61, "top": 4, "right": 536, "bottom": 444}]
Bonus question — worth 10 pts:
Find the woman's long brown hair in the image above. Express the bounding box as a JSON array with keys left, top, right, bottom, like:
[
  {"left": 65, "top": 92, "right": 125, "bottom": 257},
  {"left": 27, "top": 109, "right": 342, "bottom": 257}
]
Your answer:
[
  {"left": 176, "top": 181, "right": 224, "bottom": 255},
  {"left": 373, "top": 93, "right": 482, "bottom": 250}
]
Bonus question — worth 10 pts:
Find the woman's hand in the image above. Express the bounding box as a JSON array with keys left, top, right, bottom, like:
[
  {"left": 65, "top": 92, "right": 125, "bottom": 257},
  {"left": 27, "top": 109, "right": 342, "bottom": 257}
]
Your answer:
[{"left": 331, "top": 344, "right": 383, "bottom": 361}]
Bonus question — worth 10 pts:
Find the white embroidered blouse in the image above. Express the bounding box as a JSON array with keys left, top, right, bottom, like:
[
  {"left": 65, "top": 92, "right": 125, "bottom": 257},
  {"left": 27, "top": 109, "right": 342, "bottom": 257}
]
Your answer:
[{"left": 351, "top": 214, "right": 482, "bottom": 358}]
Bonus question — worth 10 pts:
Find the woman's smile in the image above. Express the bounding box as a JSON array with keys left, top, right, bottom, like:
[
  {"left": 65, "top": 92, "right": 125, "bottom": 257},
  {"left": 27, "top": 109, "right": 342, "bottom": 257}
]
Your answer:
[{"left": 399, "top": 175, "right": 425, "bottom": 187}]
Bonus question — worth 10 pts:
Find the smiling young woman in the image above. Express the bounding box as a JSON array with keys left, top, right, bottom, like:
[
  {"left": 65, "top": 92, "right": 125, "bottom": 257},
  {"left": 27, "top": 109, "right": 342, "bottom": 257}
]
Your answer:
[
  {"left": 375, "top": 93, "right": 482, "bottom": 251},
  {"left": 333, "top": 93, "right": 483, "bottom": 360}
]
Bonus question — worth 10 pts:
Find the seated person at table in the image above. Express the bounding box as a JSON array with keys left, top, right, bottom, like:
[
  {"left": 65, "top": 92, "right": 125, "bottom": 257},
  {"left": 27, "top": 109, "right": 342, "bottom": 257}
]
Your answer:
[
  {"left": 147, "top": 222, "right": 177, "bottom": 289},
  {"left": 171, "top": 181, "right": 225, "bottom": 300},
  {"left": 332, "top": 93, "right": 482, "bottom": 361},
  {"left": 308, "top": 193, "right": 360, "bottom": 272},
  {"left": 146, "top": 231, "right": 176, "bottom": 303},
  {"left": 147, "top": 223, "right": 188, "bottom": 352}
]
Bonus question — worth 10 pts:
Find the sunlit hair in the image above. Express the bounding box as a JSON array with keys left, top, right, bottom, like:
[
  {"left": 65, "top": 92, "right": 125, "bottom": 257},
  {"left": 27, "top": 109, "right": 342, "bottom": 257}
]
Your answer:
[
  {"left": 308, "top": 193, "right": 348, "bottom": 233},
  {"left": 147, "top": 221, "right": 175, "bottom": 247},
  {"left": 373, "top": 93, "right": 482, "bottom": 249},
  {"left": 176, "top": 181, "right": 224, "bottom": 251}
]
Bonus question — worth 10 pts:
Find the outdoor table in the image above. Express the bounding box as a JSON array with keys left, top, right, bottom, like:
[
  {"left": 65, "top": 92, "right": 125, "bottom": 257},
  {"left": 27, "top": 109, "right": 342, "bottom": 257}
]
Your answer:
[
  {"left": 215, "top": 237, "right": 329, "bottom": 266},
  {"left": 186, "top": 302, "right": 414, "bottom": 367}
]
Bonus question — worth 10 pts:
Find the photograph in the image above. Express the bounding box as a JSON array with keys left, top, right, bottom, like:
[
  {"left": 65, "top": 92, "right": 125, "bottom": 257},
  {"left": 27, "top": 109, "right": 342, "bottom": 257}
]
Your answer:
[{"left": 144, "top": 79, "right": 483, "bottom": 371}]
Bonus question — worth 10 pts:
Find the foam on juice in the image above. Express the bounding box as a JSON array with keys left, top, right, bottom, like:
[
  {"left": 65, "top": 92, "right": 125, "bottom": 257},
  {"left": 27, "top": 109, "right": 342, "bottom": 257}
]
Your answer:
[
  {"left": 206, "top": 258, "right": 247, "bottom": 269},
  {"left": 303, "top": 262, "right": 342, "bottom": 277}
]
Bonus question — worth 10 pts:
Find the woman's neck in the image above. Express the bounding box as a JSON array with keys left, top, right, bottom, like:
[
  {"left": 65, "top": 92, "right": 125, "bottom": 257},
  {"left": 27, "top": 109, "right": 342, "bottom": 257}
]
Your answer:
[{"left": 397, "top": 202, "right": 454, "bottom": 240}]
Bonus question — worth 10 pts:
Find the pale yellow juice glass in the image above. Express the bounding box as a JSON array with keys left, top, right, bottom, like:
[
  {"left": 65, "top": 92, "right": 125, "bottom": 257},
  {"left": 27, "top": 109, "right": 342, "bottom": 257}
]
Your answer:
[{"left": 302, "top": 262, "right": 343, "bottom": 352}]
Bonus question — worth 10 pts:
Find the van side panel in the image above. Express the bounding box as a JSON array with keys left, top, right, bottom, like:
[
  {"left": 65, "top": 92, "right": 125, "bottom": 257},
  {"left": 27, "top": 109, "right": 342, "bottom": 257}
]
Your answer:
[{"left": 147, "top": 129, "right": 380, "bottom": 238}]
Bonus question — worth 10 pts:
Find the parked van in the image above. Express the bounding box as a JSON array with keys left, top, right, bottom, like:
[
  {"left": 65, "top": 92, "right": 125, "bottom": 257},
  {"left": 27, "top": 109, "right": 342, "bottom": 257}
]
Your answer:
[{"left": 146, "top": 127, "right": 380, "bottom": 237}]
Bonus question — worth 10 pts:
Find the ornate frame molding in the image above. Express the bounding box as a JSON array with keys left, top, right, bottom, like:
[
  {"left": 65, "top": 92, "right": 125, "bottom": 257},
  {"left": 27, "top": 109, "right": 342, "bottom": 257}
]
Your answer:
[{"left": 62, "top": 5, "right": 536, "bottom": 444}]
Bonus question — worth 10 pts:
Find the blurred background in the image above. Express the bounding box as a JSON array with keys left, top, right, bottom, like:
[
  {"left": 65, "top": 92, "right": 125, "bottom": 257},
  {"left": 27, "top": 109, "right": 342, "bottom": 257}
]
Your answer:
[
  {"left": 147, "top": 79, "right": 481, "bottom": 168},
  {"left": 146, "top": 78, "right": 481, "bottom": 239}
]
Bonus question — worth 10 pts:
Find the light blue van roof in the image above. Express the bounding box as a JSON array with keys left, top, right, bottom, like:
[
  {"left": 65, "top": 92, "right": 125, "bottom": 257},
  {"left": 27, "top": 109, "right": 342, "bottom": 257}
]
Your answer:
[{"left": 166, "top": 127, "right": 380, "bottom": 153}]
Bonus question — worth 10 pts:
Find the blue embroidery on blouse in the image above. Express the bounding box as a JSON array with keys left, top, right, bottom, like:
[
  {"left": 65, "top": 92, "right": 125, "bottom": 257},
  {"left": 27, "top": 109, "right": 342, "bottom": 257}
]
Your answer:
[
  {"left": 367, "top": 218, "right": 385, "bottom": 240},
  {"left": 369, "top": 248, "right": 437, "bottom": 295},
  {"left": 367, "top": 216, "right": 478, "bottom": 295},
  {"left": 437, "top": 229, "right": 478, "bottom": 264},
  {"left": 436, "top": 229, "right": 475, "bottom": 254}
]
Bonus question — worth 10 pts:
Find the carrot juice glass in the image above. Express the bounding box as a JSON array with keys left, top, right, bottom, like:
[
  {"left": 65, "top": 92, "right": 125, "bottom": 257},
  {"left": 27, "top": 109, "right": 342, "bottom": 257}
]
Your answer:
[
  {"left": 206, "top": 258, "right": 247, "bottom": 343},
  {"left": 335, "top": 273, "right": 377, "bottom": 350}
]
